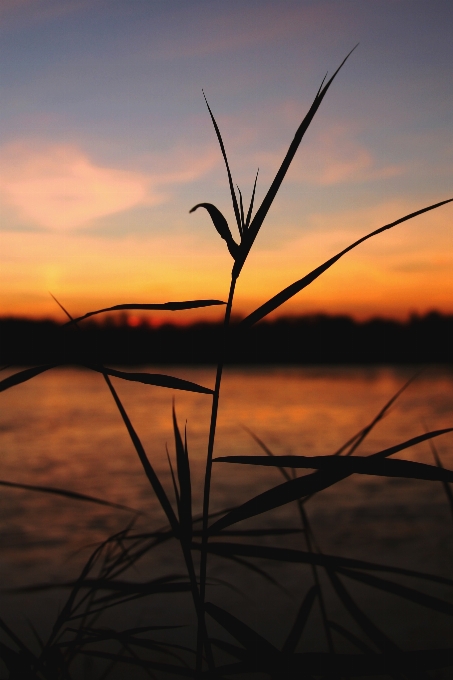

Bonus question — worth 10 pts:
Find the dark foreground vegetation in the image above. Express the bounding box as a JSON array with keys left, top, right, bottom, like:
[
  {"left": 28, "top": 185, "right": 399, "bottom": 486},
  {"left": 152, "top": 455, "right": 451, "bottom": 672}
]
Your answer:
[
  {"left": 1, "top": 311, "right": 453, "bottom": 365},
  {"left": 1, "top": 48, "right": 453, "bottom": 679}
]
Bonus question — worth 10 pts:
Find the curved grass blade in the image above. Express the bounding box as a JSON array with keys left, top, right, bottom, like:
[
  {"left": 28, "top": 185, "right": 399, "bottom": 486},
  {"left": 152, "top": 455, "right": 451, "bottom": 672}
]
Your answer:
[
  {"left": 429, "top": 439, "right": 453, "bottom": 522},
  {"left": 197, "top": 541, "right": 453, "bottom": 587},
  {"left": 338, "top": 568, "right": 453, "bottom": 617},
  {"left": 214, "top": 454, "right": 453, "bottom": 483},
  {"left": 0, "top": 479, "right": 140, "bottom": 514},
  {"left": 67, "top": 299, "right": 226, "bottom": 325},
  {"left": 0, "top": 364, "right": 57, "bottom": 393},
  {"left": 86, "top": 364, "right": 213, "bottom": 395},
  {"left": 209, "top": 429, "right": 453, "bottom": 533},
  {"left": 240, "top": 198, "right": 453, "bottom": 327},
  {"left": 281, "top": 585, "right": 317, "bottom": 653},
  {"left": 202, "top": 90, "right": 242, "bottom": 235},
  {"left": 189, "top": 203, "right": 239, "bottom": 258},
  {"left": 235, "top": 46, "right": 358, "bottom": 275}
]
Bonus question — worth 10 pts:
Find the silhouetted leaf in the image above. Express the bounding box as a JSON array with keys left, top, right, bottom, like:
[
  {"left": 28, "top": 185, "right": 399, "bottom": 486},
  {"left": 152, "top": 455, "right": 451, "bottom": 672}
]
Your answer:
[
  {"left": 189, "top": 203, "right": 239, "bottom": 258},
  {"left": 328, "top": 620, "right": 374, "bottom": 654},
  {"left": 209, "top": 429, "right": 453, "bottom": 532},
  {"left": 326, "top": 569, "right": 400, "bottom": 656},
  {"left": 68, "top": 299, "right": 226, "bottom": 324},
  {"left": 195, "top": 541, "right": 453, "bottom": 587},
  {"left": 0, "top": 479, "right": 140, "bottom": 514},
  {"left": 86, "top": 364, "right": 213, "bottom": 395},
  {"left": 102, "top": 375, "right": 180, "bottom": 535},
  {"left": 214, "top": 454, "right": 453, "bottom": 482},
  {"left": 240, "top": 198, "right": 453, "bottom": 325},
  {"left": 205, "top": 602, "right": 279, "bottom": 662},
  {"left": 202, "top": 91, "right": 242, "bottom": 235},
  {"left": 429, "top": 439, "right": 453, "bottom": 522},
  {"left": 339, "top": 568, "right": 453, "bottom": 617},
  {"left": 0, "top": 364, "right": 57, "bottom": 393}
]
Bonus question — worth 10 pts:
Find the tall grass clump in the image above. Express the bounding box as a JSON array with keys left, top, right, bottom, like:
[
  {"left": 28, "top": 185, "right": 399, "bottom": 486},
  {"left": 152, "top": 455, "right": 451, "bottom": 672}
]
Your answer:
[{"left": 1, "top": 48, "right": 453, "bottom": 679}]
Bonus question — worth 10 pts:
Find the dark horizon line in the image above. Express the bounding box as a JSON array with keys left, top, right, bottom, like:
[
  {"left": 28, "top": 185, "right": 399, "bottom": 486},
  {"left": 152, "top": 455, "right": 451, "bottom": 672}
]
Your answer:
[
  {"left": 1, "top": 309, "right": 452, "bottom": 328},
  {"left": 1, "top": 310, "right": 452, "bottom": 365}
]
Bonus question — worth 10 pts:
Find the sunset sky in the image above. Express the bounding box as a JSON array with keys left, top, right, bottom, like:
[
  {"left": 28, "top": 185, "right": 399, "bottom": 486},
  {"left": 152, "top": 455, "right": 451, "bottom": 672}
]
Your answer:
[{"left": 0, "top": 0, "right": 452, "bottom": 324}]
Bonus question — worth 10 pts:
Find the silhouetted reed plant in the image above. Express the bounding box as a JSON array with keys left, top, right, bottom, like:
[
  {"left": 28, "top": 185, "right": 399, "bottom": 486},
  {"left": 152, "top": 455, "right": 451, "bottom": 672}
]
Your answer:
[{"left": 1, "top": 48, "right": 453, "bottom": 679}]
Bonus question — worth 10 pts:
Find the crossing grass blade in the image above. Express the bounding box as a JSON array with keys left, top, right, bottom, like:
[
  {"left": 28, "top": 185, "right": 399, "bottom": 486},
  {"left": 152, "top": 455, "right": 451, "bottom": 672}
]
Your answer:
[
  {"left": 209, "top": 428, "right": 453, "bottom": 533},
  {"left": 86, "top": 364, "right": 214, "bottom": 395},
  {"left": 0, "top": 479, "right": 141, "bottom": 514},
  {"left": 0, "top": 364, "right": 57, "bottom": 393},
  {"left": 240, "top": 198, "right": 453, "bottom": 327},
  {"left": 204, "top": 602, "right": 279, "bottom": 662},
  {"left": 189, "top": 203, "right": 239, "bottom": 259},
  {"left": 67, "top": 299, "right": 226, "bottom": 324},
  {"left": 328, "top": 620, "right": 374, "bottom": 654},
  {"left": 197, "top": 542, "right": 453, "bottom": 587},
  {"left": 281, "top": 585, "right": 317, "bottom": 653},
  {"left": 213, "top": 454, "right": 453, "bottom": 483},
  {"left": 338, "top": 568, "right": 453, "bottom": 617}
]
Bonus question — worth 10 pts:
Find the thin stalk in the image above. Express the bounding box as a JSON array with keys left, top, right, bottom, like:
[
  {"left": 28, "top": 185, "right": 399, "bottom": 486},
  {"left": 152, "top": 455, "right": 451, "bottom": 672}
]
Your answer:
[{"left": 196, "top": 274, "right": 237, "bottom": 672}]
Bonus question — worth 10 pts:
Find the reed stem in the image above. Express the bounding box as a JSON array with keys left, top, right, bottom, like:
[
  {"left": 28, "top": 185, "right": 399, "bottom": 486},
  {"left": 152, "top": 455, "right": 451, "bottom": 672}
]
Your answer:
[{"left": 196, "top": 274, "right": 237, "bottom": 671}]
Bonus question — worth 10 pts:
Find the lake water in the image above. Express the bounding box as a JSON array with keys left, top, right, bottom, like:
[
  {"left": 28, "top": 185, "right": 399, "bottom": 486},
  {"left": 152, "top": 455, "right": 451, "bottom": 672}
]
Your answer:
[{"left": 1, "top": 365, "right": 453, "bottom": 669}]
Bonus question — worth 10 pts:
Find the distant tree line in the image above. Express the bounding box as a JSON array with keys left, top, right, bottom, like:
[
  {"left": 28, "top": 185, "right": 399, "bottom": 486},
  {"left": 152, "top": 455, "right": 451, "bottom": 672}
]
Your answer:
[{"left": 0, "top": 312, "right": 452, "bottom": 365}]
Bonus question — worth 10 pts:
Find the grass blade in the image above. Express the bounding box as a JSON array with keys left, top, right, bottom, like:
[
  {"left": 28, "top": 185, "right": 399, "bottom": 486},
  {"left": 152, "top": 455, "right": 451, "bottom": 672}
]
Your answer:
[
  {"left": 240, "top": 198, "right": 453, "bottom": 327},
  {"left": 328, "top": 620, "right": 374, "bottom": 654},
  {"left": 68, "top": 299, "right": 226, "bottom": 324},
  {"left": 281, "top": 585, "right": 317, "bottom": 653},
  {"left": 0, "top": 364, "right": 57, "bottom": 393},
  {"left": 326, "top": 570, "right": 400, "bottom": 656},
  {"left": 189, "top": 203, "right": 239, "bottom": 258},
  {"left": 0, "top": 479, "right": 140, "bottom": 514},
  {"left": 209, "top": 429, "right": 453, "bottom": 533},
  {"left": 214, "top": 454, "right": 453, "bottom": 483},
  {"left": 339, "top": 568, "right": 453, "bottom": 617},
  {"left": 86, "top": 364, "right": 213, "bottom": 395},
  {"left": 205, "top": 602, "right": 279, "bottom": 661},
  {"left": 198, "top": 541, "right": 453, "bottom": 587},
  {"left": 429, "top": 440, "right": 453, "bottom": 522},
  {"left": 103, "top": 375, "right": 180, "bottom": 535}
]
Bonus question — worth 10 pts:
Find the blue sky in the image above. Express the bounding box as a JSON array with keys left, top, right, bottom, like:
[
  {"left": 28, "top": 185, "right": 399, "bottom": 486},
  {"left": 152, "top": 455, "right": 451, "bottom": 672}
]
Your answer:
[{"left": 0, "top": 0, "right": 452, "bottom": 321}]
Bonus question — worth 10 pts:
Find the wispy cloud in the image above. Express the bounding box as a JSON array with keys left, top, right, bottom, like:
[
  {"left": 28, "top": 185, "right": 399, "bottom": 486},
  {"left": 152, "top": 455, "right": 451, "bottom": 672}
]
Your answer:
[
  {"left": 256, "top": 124, "right": 404, "bottom": 187},
  {"left": 0, "top": 142, "right": 217, "bottom": 231}
]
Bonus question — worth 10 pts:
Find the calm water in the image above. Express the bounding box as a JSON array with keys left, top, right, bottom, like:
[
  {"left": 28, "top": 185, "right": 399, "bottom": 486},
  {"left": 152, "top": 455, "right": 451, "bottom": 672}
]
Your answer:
[{"left": 1, "top": 365, "right": 453, "bottom": 659}]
